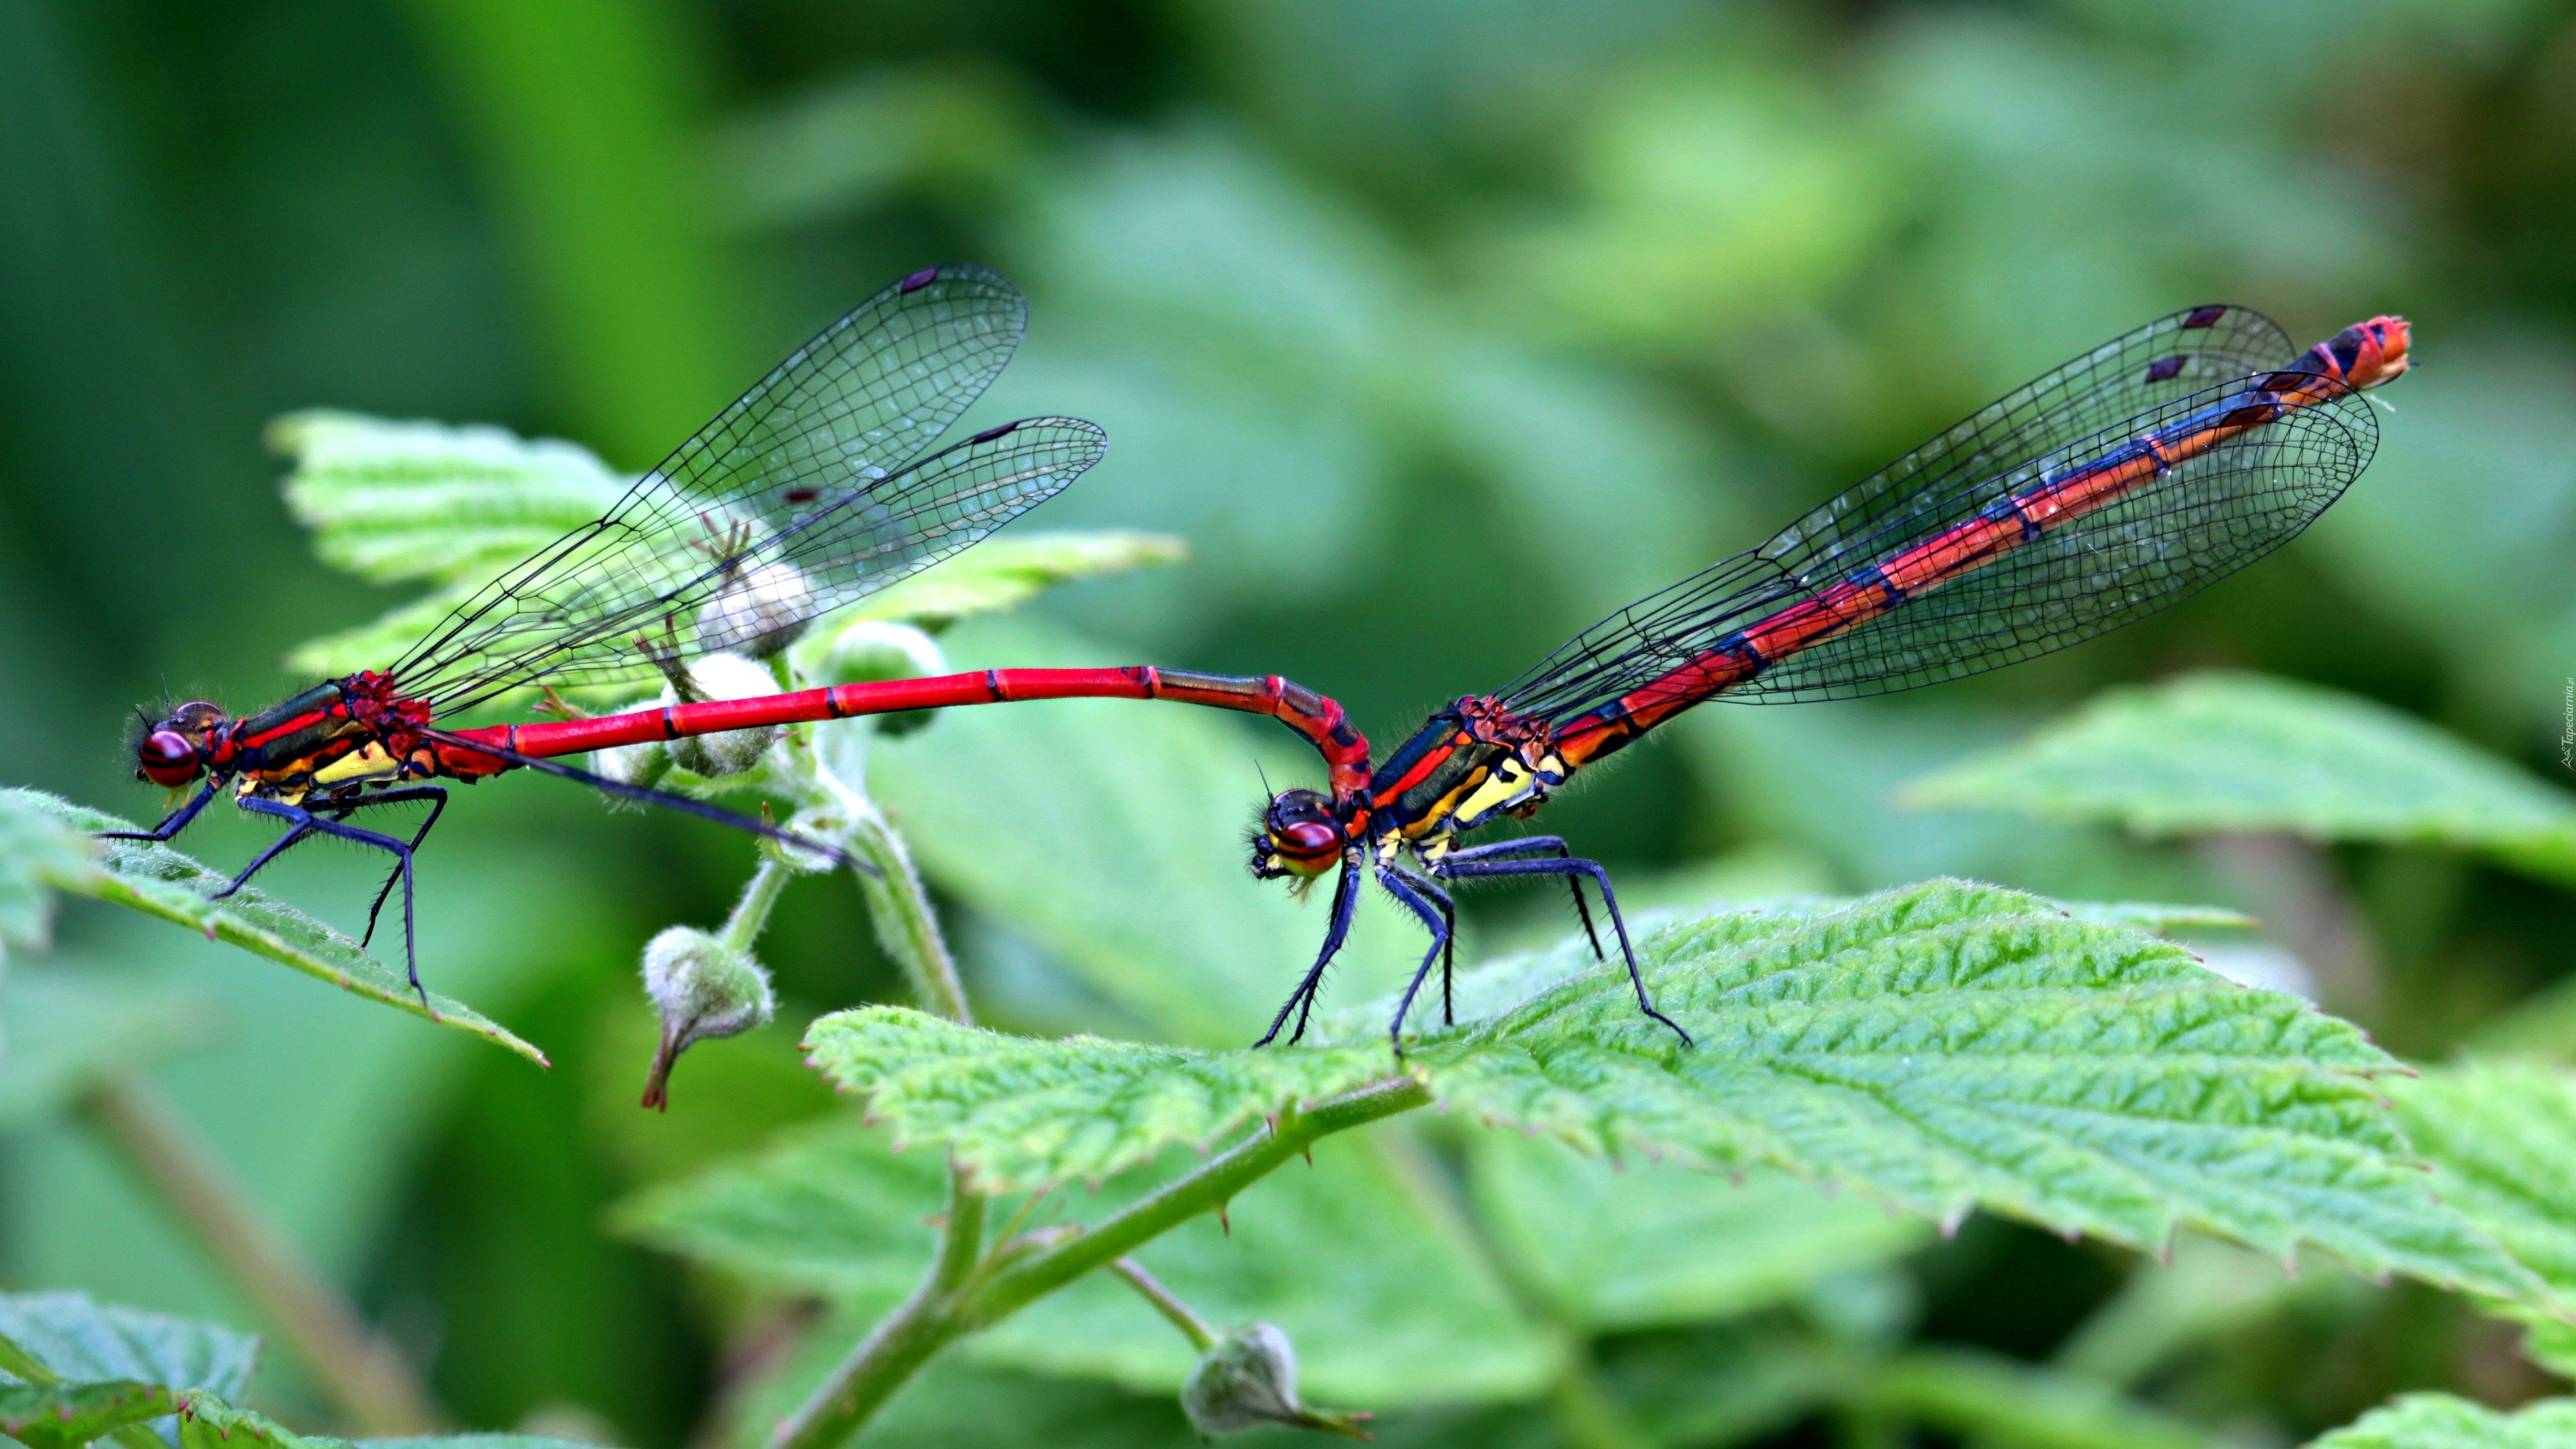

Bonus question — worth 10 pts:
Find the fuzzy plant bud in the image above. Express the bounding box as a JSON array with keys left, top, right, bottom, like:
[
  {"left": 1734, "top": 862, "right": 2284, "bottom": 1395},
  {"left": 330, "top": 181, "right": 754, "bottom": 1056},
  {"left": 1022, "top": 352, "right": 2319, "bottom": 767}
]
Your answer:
[
  {"left": 817, "top": 620, "right": 946, "bottom": 737},
  {"left": 1179, "top": 1323, "right": 1371, "bottom": 1440},
  {"left": 592, "top": 737, "right": 671, "bottom": 795},
  {"left": 695, "top": 558, "right": 815, "bottom": 659},
  {"left": 666, "top": 651, "right": 784, "bottom": 778},
  {"left": 638, "top": 926, "right": 774, "bottom": 1111}
]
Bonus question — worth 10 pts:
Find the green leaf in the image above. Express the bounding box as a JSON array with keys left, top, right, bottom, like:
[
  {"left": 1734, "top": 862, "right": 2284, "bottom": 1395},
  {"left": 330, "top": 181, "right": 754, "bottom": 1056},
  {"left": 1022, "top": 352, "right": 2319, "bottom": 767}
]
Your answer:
[
  {"left": 0, "top": 1379, "right": 180, "bottom": 1449},
  {"left": 0, "top": 790, "right": 102, "bottom": 961},
  {"left": 611, "top": 1115, "right": 947, "bottom": 1302},
  {"left": 1901, "top": 673, "right": 2576, "bottom": 887},
  {"left": 1397, "top": 880, "right": 2532, "bottom": 1301},
  {"left": 1466, "top": 1131, "right": 1931, "bottom": 1333},
  {"left": 2312, "top": 1393, "right": 2576, "bottom": 1448},
  {"left": 975, "top": 1132, "right": 1554, "bottom": 1406},
  {"left": 800, "top": 1005, "right": 1395, "bottom": 1192},
  {"left": 6, "top": 789, "right": 547, "bottom": 1067},
  {"left": 272, "top": 410, "right": 625, "bottom": 587},
  {"left": 0, "top": 972, "right": 214, "bottom": 1132},
  {"left": 2388, "top": 1061, "right": 2576, "bottom": 1372},
  {"left": 819, "top": 531, "right": 1185, "bottom": 634},
  {"left": 804, "top": 883, "right": 2524, "bottom": 1308},
  {"left": 173, "top": 1393, "right": 337, "bottom": 1449},
  {"left": 0, "top": 1292, "right": 259, "bottom": 1400}
]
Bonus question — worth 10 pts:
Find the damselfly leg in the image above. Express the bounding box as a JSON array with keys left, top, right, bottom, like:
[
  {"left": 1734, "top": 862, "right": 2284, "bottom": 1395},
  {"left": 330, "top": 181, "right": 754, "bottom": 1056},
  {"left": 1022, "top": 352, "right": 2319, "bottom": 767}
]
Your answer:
[
  {"left": 1375, "top": 866, "right": 1456, "bottom": 1053},
  {"left": 1438, "top": 835, "right": 1605, "bottom": 961},
  {"left": 230, "top": 794, "right": 432, "bottom": 1007},
  {"left": 1432, "top": 851, "right": 1691, "bottom": 1047},
  {"left": 1254, "top": 855, "right": 1361, "bottom": 1049},
  {"left": 97, "top": 778, "right": 223, "bottom": 843}
]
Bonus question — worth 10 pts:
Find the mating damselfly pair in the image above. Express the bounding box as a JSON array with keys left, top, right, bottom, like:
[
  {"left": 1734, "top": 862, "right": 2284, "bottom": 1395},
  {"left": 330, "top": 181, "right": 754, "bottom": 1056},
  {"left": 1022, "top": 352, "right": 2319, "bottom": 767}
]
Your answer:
[{"left": 113, "top": 264, "right": 2411, "bottom": 1050}]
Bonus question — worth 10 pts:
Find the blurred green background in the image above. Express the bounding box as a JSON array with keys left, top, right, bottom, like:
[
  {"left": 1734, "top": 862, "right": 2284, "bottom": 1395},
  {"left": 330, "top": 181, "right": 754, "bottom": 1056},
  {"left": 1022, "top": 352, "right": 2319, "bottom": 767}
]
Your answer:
[{"left": 9, "top": 0, "right": 2576, "bottom": 1443}]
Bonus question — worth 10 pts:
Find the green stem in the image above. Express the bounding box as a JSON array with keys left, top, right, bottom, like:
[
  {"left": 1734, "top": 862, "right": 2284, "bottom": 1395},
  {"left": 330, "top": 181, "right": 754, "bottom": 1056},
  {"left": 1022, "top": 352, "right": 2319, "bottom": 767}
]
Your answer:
[
  {"left": 1108, "top": 1258, "right": 1219, "bottom": 1352},
  {"left": 718, "top": 855, "right": 796, "bottom": 955},
  {"left": 832, "top": 781, "right": 970, "bottom": 1026},
  {"left": 79, "top": 1077, "right": 444, "bottom": 1436},
  {"left": 768, "top": 1075, "right": 1430, "bottom": 1449},
  {"left": 1849, "top": 1348, "right": 2215, "bottom": 1449},
  {"left": 961, "top": 1076, "right": 1430, "bottom": 1326}
]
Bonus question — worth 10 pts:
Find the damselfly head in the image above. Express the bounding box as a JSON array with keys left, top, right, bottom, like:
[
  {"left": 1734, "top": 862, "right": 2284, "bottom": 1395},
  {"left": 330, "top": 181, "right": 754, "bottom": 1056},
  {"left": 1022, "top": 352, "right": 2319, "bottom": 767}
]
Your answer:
[
  {"left": 1249, "top": 788, "right": 1341, "bottom": 881},
  {"left": 128, "top": 700, "right": 223, "bottom": 787}
]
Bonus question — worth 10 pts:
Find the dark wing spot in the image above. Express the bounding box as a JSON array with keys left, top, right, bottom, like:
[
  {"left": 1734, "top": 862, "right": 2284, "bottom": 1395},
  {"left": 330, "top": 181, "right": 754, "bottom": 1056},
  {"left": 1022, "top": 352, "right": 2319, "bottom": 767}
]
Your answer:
[
  {"left": 898, "top": 267, "right": 939, "bottom": 292},
  {"left": 2182, "top": 305, "right": 2228, "bottom": 329},
  {"left": 784, "top": 487, "right": 819, "bottom": 504},
  {"left": 2143, "top": 356, "right": 2186, "bottom": 383},
  {"left": 968, "top": 421, "right": 1020, "bottom": 444}
]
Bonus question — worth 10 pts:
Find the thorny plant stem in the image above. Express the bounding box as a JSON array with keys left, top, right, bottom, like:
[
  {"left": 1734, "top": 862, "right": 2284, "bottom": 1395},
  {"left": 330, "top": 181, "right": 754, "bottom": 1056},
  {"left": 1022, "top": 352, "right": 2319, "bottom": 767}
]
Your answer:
[
  {"left": 769, "top": 1075, "right": 1431, "bottom": 1449},
  {"left": 1109, "top": 1259, "right": 1220, "bottom": 1352},
  {"left": 773, "top": 720, "right": 984, "bottom": 1449},
  {"left": 79, "top": 1076, "right": 444, "bottom": 1436}
]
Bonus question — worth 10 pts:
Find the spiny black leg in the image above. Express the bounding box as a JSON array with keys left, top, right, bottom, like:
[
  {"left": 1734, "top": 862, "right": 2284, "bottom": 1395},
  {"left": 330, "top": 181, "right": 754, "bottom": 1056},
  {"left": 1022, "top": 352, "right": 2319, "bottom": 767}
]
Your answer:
[
  {"left": 237, "top": 795, "right": 431, "bottom": 1009},
  {"left": 321, "top": 787, "right": 449, "bottom": 949},
  {"left": 213, "top": 819, "right": 319, "bottom": 900},
  {"left": 1440, "top": 835, "right": 1602, "bottom": 960},
  {"left": 1255, "top": 855, "right": 1362, "bottom": 1048},
  {"left": 98, "top": 777, "right": 223, "bottom": 843},
  {"left": 1374, "top": 866, "right": 1453, "bottom": 1054},
  {"left": 1387, "top": 864, "right": 1457, "bottom": 1026},
  {"left": 1433, "top": 854, "right": 1691, "bottom": 1047}
]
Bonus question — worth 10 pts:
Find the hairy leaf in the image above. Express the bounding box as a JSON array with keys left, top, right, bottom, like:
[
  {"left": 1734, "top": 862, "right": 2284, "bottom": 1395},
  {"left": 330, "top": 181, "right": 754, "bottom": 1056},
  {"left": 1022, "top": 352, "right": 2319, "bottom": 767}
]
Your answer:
[
  {"left": 1466, "top": 1131, "right": 1931, "bottom": 1332},
  {"left": 1903, "top": 673, "right": 2576, "bottom": 886},
  {"left": 0, "top": 791, "right": 102, "bottom": 962},
  {"left": 2311, "top": 1393, "right": 2576, "bottom": 1448},
  {"left": 801, "top": 1006, "right": 1395, "bottom": 1192},
  {"left": 0, "top": 1293, "right": 259, "bottom": 1401},
  {"left": 0, "top": 973, "right": 214, "bottom": 1131},
  {"left": 273, "top": 411, "right": 625, "bottom": 586},
  {"left": 0, "top": 1379, "right": 179, "bottom": 1449},
  {"left": 2389, "top": 1061, "right": 2576, "bottom": 1374},
  {"left": 1398, "top": 881, "right": 2532, "bottom": 1301},
  {"left": 6, "top": 791, "right": 546, "bottom": 1066},
  {"left": 812, "top": 882, "right": 2532, "bottom": 1304}
]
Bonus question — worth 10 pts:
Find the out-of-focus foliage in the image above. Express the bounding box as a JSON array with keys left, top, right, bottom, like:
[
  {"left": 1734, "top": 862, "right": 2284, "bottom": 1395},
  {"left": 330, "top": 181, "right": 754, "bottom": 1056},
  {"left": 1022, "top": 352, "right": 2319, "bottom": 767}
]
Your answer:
[{"left": 15, "top": 0, "right": 2576, "bottom": 1445}]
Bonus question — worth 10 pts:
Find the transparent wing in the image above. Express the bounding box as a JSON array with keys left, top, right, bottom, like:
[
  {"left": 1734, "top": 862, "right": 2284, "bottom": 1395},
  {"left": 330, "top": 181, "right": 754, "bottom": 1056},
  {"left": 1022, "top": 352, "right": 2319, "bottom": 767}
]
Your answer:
[
  {"left": 414, "top": 417, "right": 1105, "bottom": 712},
  {"left": 392, "top": 265, "right": 1054, "bottom": 710},
  {"left": 1502, "top": 307, "right": 2371, "bottom": 723}
]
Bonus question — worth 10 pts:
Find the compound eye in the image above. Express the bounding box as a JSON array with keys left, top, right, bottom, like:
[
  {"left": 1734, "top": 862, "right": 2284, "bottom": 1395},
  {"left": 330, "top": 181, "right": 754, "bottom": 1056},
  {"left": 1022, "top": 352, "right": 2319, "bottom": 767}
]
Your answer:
[
  {"left": 138, "top": 729, "right": 201, "bottom": 786},
  {"left": 1277, "top": 820, "right": 1339, "bottom": 855}
]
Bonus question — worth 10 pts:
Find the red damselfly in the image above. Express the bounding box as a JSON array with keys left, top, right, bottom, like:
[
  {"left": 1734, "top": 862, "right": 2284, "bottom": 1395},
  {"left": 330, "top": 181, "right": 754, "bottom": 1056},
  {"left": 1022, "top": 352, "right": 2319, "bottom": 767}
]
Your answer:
[{"left": 1203, "top": 305, "right": 2411, "bottom": 1051}]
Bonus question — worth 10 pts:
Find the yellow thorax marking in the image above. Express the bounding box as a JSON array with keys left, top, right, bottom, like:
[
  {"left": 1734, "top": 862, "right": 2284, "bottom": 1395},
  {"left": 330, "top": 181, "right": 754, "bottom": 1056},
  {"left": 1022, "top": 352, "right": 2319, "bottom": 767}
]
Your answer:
[
  {"left": 1447, "top": 749, "right": 1565, "bottom": 830},
  {"left": 311, "top": 740, "right": 403, "bottom": 789}
]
